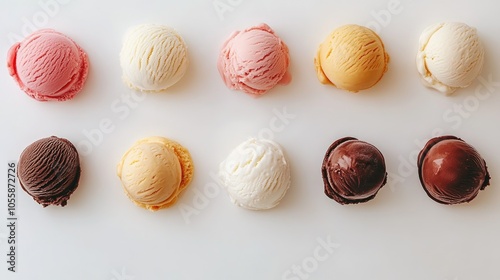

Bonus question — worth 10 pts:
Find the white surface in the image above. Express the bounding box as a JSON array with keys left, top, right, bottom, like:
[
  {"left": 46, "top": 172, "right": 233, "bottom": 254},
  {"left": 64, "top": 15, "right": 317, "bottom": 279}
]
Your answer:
[{"left": 0, "top": 0, "right": 499, "bottom": 279}]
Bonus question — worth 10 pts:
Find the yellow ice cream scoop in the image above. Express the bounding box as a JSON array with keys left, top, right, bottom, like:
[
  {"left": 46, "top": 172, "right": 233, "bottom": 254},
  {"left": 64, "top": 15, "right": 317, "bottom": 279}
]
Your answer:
[
  {"left": 117, "top": 136, "right": 194, "bottom": 211},
  {"left": 314, "top": 24, "right": 389, "bottom": 92}
]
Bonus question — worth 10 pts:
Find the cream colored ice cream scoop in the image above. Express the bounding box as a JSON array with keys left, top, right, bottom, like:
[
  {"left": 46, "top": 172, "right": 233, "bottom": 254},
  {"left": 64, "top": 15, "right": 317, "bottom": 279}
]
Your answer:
[
  {"left": 117, "top": 137, "right": 193, "bottom": 211},
  {"left": 120, "top": 24, "right": 188, "bottom": 92},
  {"left": 315, "top": 24, "right": 389, "bottom": 92},
  {"left": 416, "top": 22, "right": 484, "bottom": 95},
  {"left": 219, "top": 138, "right": 291, "bottom": 210}
]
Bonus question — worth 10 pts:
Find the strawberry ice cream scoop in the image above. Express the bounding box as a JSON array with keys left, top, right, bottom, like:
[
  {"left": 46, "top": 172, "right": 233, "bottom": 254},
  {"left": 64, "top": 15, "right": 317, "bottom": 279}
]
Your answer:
[
  {"left": 7, "top": 29, "right": 89, "bottom": 101},
  {"left": 217, "top": 23, "right": 291, "bottom": 96}
]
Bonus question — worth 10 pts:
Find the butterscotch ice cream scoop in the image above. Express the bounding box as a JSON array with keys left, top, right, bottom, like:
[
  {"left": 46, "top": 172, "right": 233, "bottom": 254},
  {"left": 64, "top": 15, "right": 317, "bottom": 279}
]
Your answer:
[
  {"left": 117, "top": 137, "right": 193, "bottom": 211},
  {"left": 315, "top": 24, "right": 389, "bottom": 92}
]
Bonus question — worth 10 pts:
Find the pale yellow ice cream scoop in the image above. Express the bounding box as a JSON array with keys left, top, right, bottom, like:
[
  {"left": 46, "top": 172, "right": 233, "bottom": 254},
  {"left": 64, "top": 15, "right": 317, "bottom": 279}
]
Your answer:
[
  {"left": 314, "top": 24, "right": 389, "bottom": 92},
  {"left": 120, "top": 24, "right": 189, "bottom": 92},
  {"left": 117, "top": 137, "right": 193, "bottom": 211}
]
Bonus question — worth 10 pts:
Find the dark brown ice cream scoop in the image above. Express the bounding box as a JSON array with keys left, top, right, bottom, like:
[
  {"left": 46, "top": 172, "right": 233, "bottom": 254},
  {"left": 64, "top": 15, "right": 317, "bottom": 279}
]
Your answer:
[
  {"left": 417, "top": 135, "right": 490, "bottom": 205},
  {"left": 322, "top": 137, "right": 387, "bottom": 205},
  {"left": 17, "top": 136, "right": 81, "bottom": 207}
]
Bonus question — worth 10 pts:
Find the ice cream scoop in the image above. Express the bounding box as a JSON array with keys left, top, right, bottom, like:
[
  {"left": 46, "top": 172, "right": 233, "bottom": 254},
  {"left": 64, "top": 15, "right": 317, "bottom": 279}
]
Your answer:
[
  {"left": 17, "top": 136, "right": 81, "bottom": 207},
  {"left": 120, "top": 24, "right": 189, "bottom": 92},
  {"left": 219, "top": 138, "right": 291, "bottom": 210},
  {"left": 322, "top": 137, "right": 387, "bottom": 205},
  {"left": 315, "top": 24, "right": 389, "bottom": 92},
  {"left": 417, "top": 136, "right": 490, "bottom": 204},
  {"left": 416, "top": 22, "right": 484, "bottom": 95},
  {"left": 117, "top": 137, "right": 194, "bottom": 211},
  {"left": 217, "top": 23, "right": 291, "bottom": 96},
  {"left": 7, "top": 29, "right": 89, "bottom": 101}
]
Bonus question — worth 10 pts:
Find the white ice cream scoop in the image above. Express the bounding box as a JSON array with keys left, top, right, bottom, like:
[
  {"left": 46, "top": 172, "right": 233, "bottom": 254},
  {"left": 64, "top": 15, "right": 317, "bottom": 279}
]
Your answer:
[
  {"left": 416, "top": 22, "right": 484, "bottom": 95},
  {"left": 219, "top": 138, "right": 291, "bottom": 210}
]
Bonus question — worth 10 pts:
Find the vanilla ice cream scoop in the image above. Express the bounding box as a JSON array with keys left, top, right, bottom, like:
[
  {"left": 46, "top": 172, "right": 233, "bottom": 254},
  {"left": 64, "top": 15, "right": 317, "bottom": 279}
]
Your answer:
[
  {"left": 117, "top": 137, "right": 194, "bottom": 211},
  {"left": 120, "top": 24, "right": 188, "bottom": 92},
  {"left": 416, "top": 22, "right": 485, "bottom": 95},
  {"left": 219, "top": 138, "right": 291, "bottom": 210},
  {"left": 315, "top": 24, "right": 389, "bottom": 92}
]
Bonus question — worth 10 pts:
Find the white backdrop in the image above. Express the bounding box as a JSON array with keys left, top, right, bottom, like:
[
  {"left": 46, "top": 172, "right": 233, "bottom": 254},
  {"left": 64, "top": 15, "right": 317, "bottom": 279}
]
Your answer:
[{"left": 1, "top": 0, "right": 500, "bottom": 279}]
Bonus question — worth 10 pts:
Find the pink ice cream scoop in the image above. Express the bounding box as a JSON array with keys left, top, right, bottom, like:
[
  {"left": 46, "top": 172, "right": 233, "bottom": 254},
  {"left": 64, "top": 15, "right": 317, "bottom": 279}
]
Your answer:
[
  {"left": 217, "top": 23, "right": 291, "bottom": 96},
  {"left": 7, "top": 29, "right": 89, "bottom": 101}
]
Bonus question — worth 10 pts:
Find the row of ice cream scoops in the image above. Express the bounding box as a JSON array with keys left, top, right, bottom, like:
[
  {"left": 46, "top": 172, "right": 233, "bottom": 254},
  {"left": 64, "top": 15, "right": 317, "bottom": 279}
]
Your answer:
[
  {"left": 17, "top": 136, "right": 291, "bottom": 210},
  {"left": 17, "top": 134, "right": 489, "bottom": 210},
  {"left": 7, "top": 22, "right": 485, "bottom": 101}
]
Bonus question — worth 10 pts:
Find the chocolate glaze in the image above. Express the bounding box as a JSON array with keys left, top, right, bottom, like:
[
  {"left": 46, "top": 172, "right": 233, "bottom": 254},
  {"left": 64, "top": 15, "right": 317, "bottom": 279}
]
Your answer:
[
  {"left": 17, "top": 136, "right": 81, "bottom": 207},
  {"left": 417, "top": 135, "right": 490, "bottom": 205},
  {"left": 322, "top": 137, "right": 387, "bottom": 205}
]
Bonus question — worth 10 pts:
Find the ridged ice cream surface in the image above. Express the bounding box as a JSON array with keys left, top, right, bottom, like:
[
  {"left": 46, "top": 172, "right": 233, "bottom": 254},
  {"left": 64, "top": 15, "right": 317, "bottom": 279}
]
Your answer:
[
  {"left": 120, "top": 24, "right": 188, "bottom": 92},
  {"left": 7, "top": 29, "right": 89, "bottom": 101},
  {"left": 219, "top": 138, "right": 291, "bottom": 210},
  {"left": 314, "top": 24, "right": 389, "bottom": 92},
  {"left": 217, "top": 23, "right": 291, "bottom": 95},
  {"left": 17, "top": 136, "right": 81, "bottom": 207},
  {"left": 117, "top": 137, "right": 193, "bottom": 211},
  {"left": 416, "top": 22, "right": 484, "bottom": 95}
]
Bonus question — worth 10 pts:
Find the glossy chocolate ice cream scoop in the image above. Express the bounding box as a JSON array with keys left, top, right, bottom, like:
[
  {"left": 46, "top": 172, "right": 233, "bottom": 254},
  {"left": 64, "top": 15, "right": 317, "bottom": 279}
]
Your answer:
[
  {"left": 322, "top": 137, "right": 387, "bottom": 204},
  {"left": 417, "top": 135, "right": 490, "bottom": 204},
  {"left": 18, "top": 136, "right": 81, "bottom": 207}
]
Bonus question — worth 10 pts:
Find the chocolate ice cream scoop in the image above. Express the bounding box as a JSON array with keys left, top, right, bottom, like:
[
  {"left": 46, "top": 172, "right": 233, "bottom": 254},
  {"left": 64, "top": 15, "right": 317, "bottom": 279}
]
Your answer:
[
  {"left": 322, "top": 137, "right": 387, "bottom": 205},
  {"left": 417, "top": 135, "right": 490, "bottom": 205},
  {"left": 18, "top": 136, "right": 81, "bottom": 207}
]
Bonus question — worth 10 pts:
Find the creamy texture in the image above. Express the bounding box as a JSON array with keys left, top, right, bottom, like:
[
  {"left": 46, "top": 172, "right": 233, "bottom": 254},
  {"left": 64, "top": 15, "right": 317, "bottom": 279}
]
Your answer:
[
  {"left": 7, "top": 29, "right": 89, "bottom": 101},
  {"left": 18, "top": 136, "right": 81, "bottom": 207},
  {"left": 219, "top": 138, "right": 291, "bottom": 210},
  {"left": 416, "top": 22, "right": 484, "bottom": 95},
  {"left": 217, "top": 23, "right": 291, "bottom": 95},
  {"left": 120, "top": 24, "right": 188, "bottom": 92},
  {"left": 117, "top": 137, "right": 194, "bottom": 211},
  {"left": 315, "top": 24, "right": 389, "bottom": 92}
]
